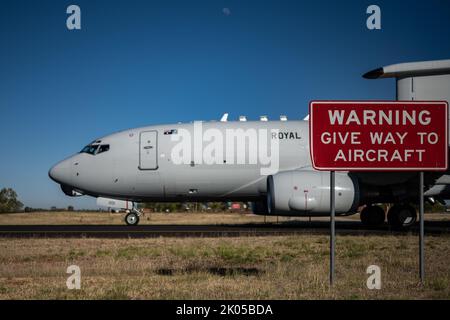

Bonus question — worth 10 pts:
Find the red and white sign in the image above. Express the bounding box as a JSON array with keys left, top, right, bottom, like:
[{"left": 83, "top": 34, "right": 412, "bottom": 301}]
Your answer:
[
  {"left": 231, "top": 203, "right": 241, "bottom": 210},
  {"left": 309, "top": 101, "right": 448, "bottom": 171}
]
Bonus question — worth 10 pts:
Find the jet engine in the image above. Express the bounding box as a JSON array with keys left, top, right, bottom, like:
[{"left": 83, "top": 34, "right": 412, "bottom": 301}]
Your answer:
[{"left": 267, "top": 170, "right": 360, "bottom": 216}]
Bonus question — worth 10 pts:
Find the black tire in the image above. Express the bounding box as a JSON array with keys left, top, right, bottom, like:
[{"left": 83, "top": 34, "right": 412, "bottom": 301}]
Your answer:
[
  {"left": 360, "top": 205, "right": 385, "bottom": 226},
  {"left": 370, "top": 205, "right": 386, "bottom": 225},
  {"left": 360, "top": 206, "right": 371, "bottom": 225},
  {"left": 387, "top": 205, "right": 417, "bottom": 229},
  {"left": 125, "top": 212, "right": 140, "bottom": 226},
  {"left": 387, "top": 206, "right": 399, "bottom": 227}
]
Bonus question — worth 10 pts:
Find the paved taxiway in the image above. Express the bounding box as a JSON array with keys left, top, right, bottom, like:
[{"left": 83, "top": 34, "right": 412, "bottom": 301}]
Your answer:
[{"left": 0, "top": 220, "right": 449, "bottom": 238}]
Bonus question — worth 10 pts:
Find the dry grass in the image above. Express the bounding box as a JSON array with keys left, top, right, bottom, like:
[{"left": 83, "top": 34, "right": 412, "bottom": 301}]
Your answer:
[
  {"left": 2, "top": 211, "right": 448, "bottom": 226},
  {"left": 1, "top": 211, "right": 449, "bottom": 299},
  {"left": 0, "top": 211, "right": 286, "bottom": 225},
  {"left": 0, "top": 234, "right": 449, "bottom": 299}
]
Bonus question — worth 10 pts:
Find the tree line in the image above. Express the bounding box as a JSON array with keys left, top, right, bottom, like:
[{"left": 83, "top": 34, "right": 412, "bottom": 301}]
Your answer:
[
  {"left": 0, "top": 188, "right": 23, "bottom": 213},
  {"left": 141, "top": 202, "right": 249, "bottom": 213}
]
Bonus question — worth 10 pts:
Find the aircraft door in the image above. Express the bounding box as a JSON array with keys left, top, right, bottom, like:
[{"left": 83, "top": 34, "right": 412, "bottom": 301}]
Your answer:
[{"left": 139, "top": 131, "right": 158, "bottom": 170}]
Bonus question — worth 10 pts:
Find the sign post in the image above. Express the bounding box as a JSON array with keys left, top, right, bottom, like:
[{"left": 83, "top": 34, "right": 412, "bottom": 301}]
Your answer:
[
  {"left": 309, "top": 100, "right": 448, "bottom": 285},
  {"left": 330, "top": 171, "right": 335, "bottom": 285},
  {"left": 419, "top": 171, "right": 425, "bottom": 283}
]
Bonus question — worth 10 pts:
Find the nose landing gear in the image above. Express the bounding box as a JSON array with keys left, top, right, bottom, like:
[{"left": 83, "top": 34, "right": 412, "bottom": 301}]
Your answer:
[{"left": 125, "top": 207, "right": 143, "bottom": 226}]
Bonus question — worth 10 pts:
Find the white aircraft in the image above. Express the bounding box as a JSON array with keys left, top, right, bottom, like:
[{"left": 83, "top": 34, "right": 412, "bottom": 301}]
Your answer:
[{"left": 49, "top": 59, "right": 450, "bottom": 226}]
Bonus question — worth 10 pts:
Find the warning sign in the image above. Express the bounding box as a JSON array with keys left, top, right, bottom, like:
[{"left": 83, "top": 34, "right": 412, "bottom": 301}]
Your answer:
[{"left": 309, "top": 101, "right": 448, "bottom": 171}]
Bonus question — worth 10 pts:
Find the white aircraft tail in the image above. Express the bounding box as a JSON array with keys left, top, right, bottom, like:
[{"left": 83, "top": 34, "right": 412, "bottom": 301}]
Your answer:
[{"left": 364, "top": 58, "right": 450, "bottom": 143}]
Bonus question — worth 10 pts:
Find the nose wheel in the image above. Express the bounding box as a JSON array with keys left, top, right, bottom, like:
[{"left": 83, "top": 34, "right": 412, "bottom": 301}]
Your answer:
[
  {"left": 125, "top": 212, "right": 139, "bottom": 225},
  {"left": 125, "top": 208, "right": 142, "bottom": 226}
]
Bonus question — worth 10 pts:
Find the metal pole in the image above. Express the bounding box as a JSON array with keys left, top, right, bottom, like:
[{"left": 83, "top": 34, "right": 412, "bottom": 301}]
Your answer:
[
  {"left": 330, "top": 171, "right": 335, "bottom": 285},
  {"left": 419, "top": 171, "right": 425, "bottom": 283}
]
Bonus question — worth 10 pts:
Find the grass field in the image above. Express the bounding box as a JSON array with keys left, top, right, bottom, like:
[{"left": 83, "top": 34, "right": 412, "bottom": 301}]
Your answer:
[
  {"left": 0, "top": 210, "right": 449, "bottom": 226},
  {"left": 0, "top": 211, "right": 285, "bottom": 225},
  {"left": 0, "top": 235, "right": 449, "bottom": 299},
  {"left": 0, "top": 212, "right": 449, "bottom": 299}
]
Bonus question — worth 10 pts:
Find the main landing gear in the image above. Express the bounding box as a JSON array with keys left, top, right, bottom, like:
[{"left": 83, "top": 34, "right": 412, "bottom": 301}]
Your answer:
[
  {"left": 125, "top": 207, "right": 143, "bottom": 226},
  {"left": 360, "top": 205, "right": 385, "bottom": 226},
  {"left": 387, "top": 204, "right": 417, "bottom": 228},
  {"left": 360, "top": 204, "right": 417, "bottom": 229}
]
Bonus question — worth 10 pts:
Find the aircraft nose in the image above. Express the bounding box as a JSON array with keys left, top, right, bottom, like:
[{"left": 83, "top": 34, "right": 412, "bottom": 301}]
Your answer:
[{"left": 49, "top": 159, "right": 71, "bottom": 184}]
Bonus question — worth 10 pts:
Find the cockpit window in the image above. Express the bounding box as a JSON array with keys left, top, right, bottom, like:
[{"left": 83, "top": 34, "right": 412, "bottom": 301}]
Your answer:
[
  {"left": 80, "top": 144, "right": 99, "bottom": 155},
  {"left": 97, "top": 144, "right": 110, "bottom": 154},
  {"left": 80, "top": 144, "right": 110, "bottom": 155}
]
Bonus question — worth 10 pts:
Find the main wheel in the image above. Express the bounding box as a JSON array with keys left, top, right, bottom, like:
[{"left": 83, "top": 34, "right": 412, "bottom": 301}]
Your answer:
[
  {"left": 125, "top": 212, "right": 140, "bottom": 226},
  {"left": 387, "top": 204, "right": 417, "bottom": 228},
  {"left": 360, "top": 205, "right": 385, "bottom": 226}
]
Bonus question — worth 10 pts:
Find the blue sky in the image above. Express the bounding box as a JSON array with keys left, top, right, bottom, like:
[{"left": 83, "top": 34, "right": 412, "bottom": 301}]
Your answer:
[{"left": 1, "top": 0, "right": 450, "bottom": 209}]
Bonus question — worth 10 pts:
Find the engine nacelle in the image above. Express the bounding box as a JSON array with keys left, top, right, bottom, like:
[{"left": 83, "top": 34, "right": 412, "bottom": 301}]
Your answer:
[{"left": 267, "top": 170, "right": 359, "bottom": 216}]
